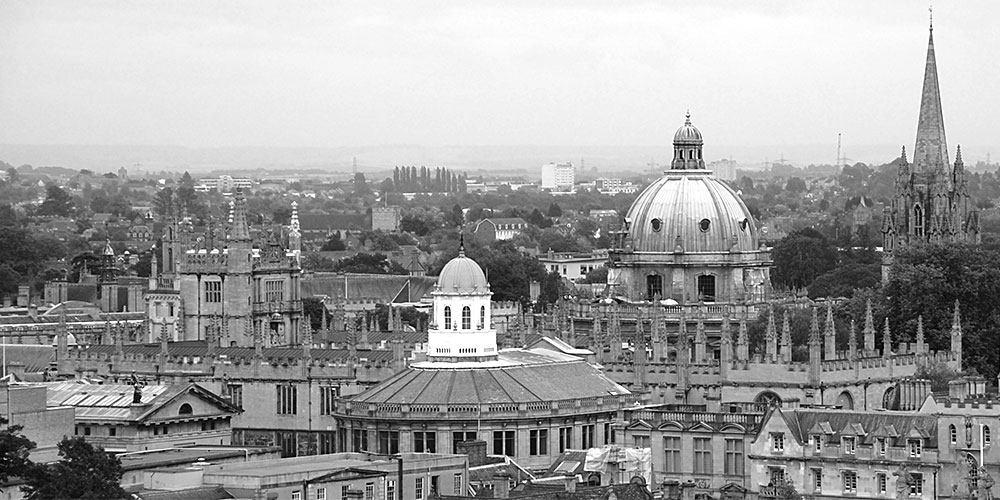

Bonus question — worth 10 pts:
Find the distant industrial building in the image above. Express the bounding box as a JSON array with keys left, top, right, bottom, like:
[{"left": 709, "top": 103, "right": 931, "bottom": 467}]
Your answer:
[{"left": 372, "top": 206, "right": 402, "bottom": 232}]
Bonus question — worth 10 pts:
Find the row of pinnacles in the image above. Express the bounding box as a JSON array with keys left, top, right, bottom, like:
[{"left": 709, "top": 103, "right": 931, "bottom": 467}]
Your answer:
[{"left": 527, "top": 296, "right": 962, "bottom": 402}]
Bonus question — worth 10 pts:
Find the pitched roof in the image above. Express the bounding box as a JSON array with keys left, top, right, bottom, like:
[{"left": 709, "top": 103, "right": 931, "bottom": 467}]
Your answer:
[
  {"left": 42, "top": 381, "right": 239, "bottom": 424},
  {"left": 76, "top": 342, "right": 397, "bottom": 364},
  {"left": 774, "top": 408, "right": 938, "bottom": 447}
]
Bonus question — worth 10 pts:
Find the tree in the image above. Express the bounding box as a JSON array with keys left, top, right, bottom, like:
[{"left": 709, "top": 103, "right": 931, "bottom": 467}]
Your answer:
[
  {"left": 885, "top": 242, "right": 1000, "bottom": 379},
  {"left": 806, "top": 263, "right": 881, "bottom": 299},
  {"left": 547, "top": 203, "right": 563, "bottom": 218},
  {"left": 321, "top": 233, "right": 346, "bottom": 251},
  {"left": 22, "top": 436, "right": 128, "bottom": 499},
  {"left": 0, "top": 416, "right": 35, "bottom": 484},
  {"left": 784, "top": 177, "right": 807, "bottom": 193},
  {"left": 36, "top": 184, "right": 74, "bottom": 217},
  {"left": 152, "top": 187, "right": 174, "bottom": 218},
  {"left": 771, "top": 228, "right": 837, "bottom": 290},
  {"left": 332, "top": 253, "right": 407, "bottom": 274},
  {"left": 400, "top": 214, "right": 433, "bottom": 236},
  {"left": 577, "top": 267, "right": 608, "bottom": 284}
]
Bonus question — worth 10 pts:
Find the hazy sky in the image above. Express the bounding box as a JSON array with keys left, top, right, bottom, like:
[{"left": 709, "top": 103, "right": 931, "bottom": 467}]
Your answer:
[{"left": 2, "top": 1, "right": 999, "bottom": 157}]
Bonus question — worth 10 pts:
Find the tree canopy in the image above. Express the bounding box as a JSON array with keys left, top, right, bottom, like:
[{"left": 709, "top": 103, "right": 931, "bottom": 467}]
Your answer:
[
  {"left": 22, "top": 436, "right": 128, "bottom": 500},
  {"left": 771, "top": 228, "right": 838, "bottom": 290},
  {"left": 0, "top": 417, "right": 35, "bottom": 484}
]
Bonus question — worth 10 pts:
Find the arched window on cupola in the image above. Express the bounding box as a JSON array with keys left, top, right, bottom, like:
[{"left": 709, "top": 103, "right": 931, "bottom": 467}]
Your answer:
[
  {"left": 462, "top": 306, "right": 471, "bottom": 330},
  {"left": 444, "top": 306, "right": 452, "bottom": 330},
  {"left": 480, "top": 306, "right": 486, "bottom": 329}
]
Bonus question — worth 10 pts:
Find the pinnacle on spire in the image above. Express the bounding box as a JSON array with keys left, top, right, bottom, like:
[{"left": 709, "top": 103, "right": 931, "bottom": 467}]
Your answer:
[
  {"left": 913, "top": 17, "right": 949, "bottom": 174},
  {"left": 766, "top": 307, "right": 776, "bottom": 340},
  {"left": 955, "top": 144, "right": 963, "bottom": 163},
  {"left": 289, "top": 201, "right": 300, "bottom": 236},
  {"left": 781, "top": 310, "right": 791, "bottom": 345},
  {"left": 883, "top": 317, "right": 892, "bottom": 356},
  {"left": 952, "top": 299, "right": 962, "bottom": 330},
  {"left": 809, "top": 307, "right": 820, "bottom": 344},
  {"left": 864, "top": 299, "right": 875, "bottom": 334},
  {"left": 229, "top": 189, "right": 251, "bottom": 241},
  {"left": 849, "top": 320, "right": 857, "bottom": 350},
  {"left": 916, "top": 315, "right": 925, "bottom": 343},
  {"left": 901, "top": 145, "right": 908, "bottom": 163},
  {"left": 720, "top": 314, "right": 731, "bottom": 343},
  {"left": 824, "top": 301, "right": 835, "bottom": 337},
  {"left": 685, "top": 110, "right": 691, "bottom": 124},
  {"left": 737, "top": 316, "right": 748, "bottom": 344}
]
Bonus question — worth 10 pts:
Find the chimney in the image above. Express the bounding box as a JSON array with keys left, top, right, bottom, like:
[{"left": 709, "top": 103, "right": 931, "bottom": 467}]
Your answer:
[
  {"left": 455, "top": 440, "right": 488, "bottom": 467},
  {"left": 492, "top": 472, "right": 511, "bottom": 499}
]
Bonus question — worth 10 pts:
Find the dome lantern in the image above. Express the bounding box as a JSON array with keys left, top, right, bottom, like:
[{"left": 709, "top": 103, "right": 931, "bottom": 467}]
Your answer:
[{"left": 671, "top": 112, "right": 706, "bottom": 170}]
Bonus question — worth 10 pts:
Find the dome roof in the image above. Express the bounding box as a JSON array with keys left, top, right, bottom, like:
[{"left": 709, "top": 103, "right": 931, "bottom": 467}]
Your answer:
[
  {"left": 625, "top": 171, "right": 758, "bottom": 253},
  {"left": 437, "top": 252, "right": 489, "bottom": 293},
  {"left": 673, "top": 112, "right": 703, "bottom": 145}
]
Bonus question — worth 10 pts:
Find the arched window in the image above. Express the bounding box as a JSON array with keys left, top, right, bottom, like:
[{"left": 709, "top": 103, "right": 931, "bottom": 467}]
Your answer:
[
  {"left": 836, "top": 391, "right": 854, "bottom": 410},
  {"left": 950, "top": 425, "right": 957, "bottom": 444},
  {"left": 697, "top": 275, "right": 716, "bottom": 302},
  {"left": 480, "top": 306, "right": 486, "bottom": 329},
  {"left": 914, "top": 204, "right": 924, "bottom": 237},
  {"left": 462, "top": 306, "right": 471, "bottom": 330},
  {"left": 444, "top": 306, "right": 452, "bottom": 330},
  {"left": 985, "top": 426, "right": 992, "bottom": 446},
  {"left": 179, "top": 403, "right": 193, "bottom": 415},
  {"left": 646, "top": 274, "right": 663, "bottom": 301}
]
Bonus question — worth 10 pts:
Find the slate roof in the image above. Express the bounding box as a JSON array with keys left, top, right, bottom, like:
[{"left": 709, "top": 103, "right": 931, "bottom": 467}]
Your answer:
[
  {"left": 0, "top": 344, "right": 54, "bottom": 372},
  {"left": 777, "top": 409, "right": 939, "bottom": 447},
  {"left": 351, "top": 348, "right": 629, "bottom": 406},
  {"left": 437, "top": 482, "right": 652, "bottom": 500}
]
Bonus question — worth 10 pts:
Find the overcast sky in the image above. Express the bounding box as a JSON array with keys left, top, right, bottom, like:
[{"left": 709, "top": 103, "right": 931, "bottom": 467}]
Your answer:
[{"left": 2, "top": 1, "right": 998, "bottom": 159}]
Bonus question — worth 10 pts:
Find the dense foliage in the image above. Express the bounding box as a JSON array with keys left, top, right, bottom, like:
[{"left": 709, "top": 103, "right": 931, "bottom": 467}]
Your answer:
[{"left": 22, "top": 437, "right": 128, "bottom": 500}]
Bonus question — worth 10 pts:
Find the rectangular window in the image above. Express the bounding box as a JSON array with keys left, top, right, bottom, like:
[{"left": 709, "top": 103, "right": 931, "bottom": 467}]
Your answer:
[
  {"left": 319, "top": 432, "right": 336, "bottom": 454},
  {"left": 530, "top": 429, "right": 548, "bottom": 456},
  {"left": 320, "top": 385, "right": 340, "bottom": 415},
  {"left": 769, "top": 468, "right": 786, "bottom": 486},
  {"left": 264, "top": 280, "right": 284, "bottom": 303},
  {"left": 378, "top": 430, "right": 399, "bottom": 455},
  {"left": 493, "top": 431, "right": 515, "bottom": 457},
  {"left": 771, "top": 432, "right": 784, "bottom": 452},
  {"left": 559, "top": 427, "right": 573, "bottom": 452},
  {"left": 386, "top": 480, "right": 395, "bottom": 500},
  {"left": 909, "top": 439, "right": 922, "bottom": 458},
  {"left": 843, "top": 436, "right": 856, "bottom": 455},
  {"left": 909, "top": 473, "right": 923, "bottom": 496},
  {"left": 204, "top": 280, "right": 222, "bottom": 303},
  {"left": 724, "top": 439, "right": 744, "bottom": 476},
  {"left": 342, "top": 485, "right": 350, "bottom": 500},
  {"left": 316, "top": 488, "right": 327, "bottom": 500},
  {"left": 633, "top": 435, "right": 650, "bottom": 448},
  {"left": 452, "top": 431, "right": 477, "bottom": 454},
  {"left": 365, "top": 483, "right": 374, "bottom": 500},
  {"left": 877, "top": 473, "right": 887, "bottom": 494},
  {"left": 84, "top": 427, "right": 91, "bottom": 436},
  {"left": 291, "top": 491, "right": 301, "bottom": 500},
  {"left": 604, "top": 423, "right": 612, "bottom": 445},
  {"left": 812, "top": 468, "right": 822, "bottom": 492},
  {"left": 415, "top": 477, "right": 424, "bottom": 500},
  {"left": 876, "top": 437, "right": 886, "bottom": 456},
  {"left": 279, "top": 431, "right": 296, "bottom": 457},
  {"left": 453, "top": 474, "right": 463, "bottom": 495},
  {"left": 109, "top": 427, "right": 117, "bottom": 437},
  {"left": 414, "top": 431, "right": 437, "bottom": 453},
  {"left": 844, "top": 470, "right": 857, "bottom": 493},
  {"left": 582, "top": 424, "right": 595, "bottom": 449},
  {"left": 813, "top": 435, "right": 822, "bottom": 453},
  {"left": 277, "top": 384, "right": 297, "bottom": 415},
  {"left": 665, "top": 436, "right": 682, "bottom": 473},
  {"left": 227, "top": 384, "right": 243, "bottom": 409},
  {"left": 352, "top": 429, "right": 369, "bottom": 452},
  {"left": 693, "top": 437, "right": 712, "bottom": 475}
]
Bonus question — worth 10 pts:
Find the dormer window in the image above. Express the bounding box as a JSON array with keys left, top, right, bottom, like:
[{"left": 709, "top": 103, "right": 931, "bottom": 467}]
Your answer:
[
  {"left": 876, "top": 437, "right": 886, "bottom": 456},
  {"left": 908, "top": 439, "right": 922, "bottom": 458},
  {"left": 842, "top": 436, "right": 856, "bottom": 455},
  {"left": 812, "top": 435, "right": 822, "bottom": 453},
  {"left": 950, "top": 425, "right": 957, "bottom": 444},
  {"left": 771, "top": 433, "right": 785, "bottom": 452}
]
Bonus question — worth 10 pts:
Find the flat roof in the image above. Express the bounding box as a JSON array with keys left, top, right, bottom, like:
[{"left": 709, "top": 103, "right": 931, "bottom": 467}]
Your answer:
[
  {"left": 204, "top": 452, "right": 466, "bottom": 478},
  {"left": 118, "top": 446, "right": 280, "bottom": 471}
]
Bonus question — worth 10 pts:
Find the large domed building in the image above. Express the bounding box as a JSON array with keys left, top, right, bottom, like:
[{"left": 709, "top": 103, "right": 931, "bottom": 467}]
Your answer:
[
  {"left": 608, "top": 113, "right": 771, "bottom": 304},
  {"left": 334, "top": 246, "right": 635, "bottom": 469}
]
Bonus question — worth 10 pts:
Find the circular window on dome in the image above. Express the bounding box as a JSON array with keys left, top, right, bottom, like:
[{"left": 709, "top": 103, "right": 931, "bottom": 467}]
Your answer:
[
  {"left": 651, "top": 218, "right": 662, "bottom": 232},
  {"left": 699, "top": 219, "right": 711, "bottom": 232},
  {"left": 739, "top": 218, "right": 748, "bottom": 231}
]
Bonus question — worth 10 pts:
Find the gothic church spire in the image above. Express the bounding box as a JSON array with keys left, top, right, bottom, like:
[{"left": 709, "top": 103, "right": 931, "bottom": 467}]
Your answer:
[{"left": 913, "top": 15, "right": 949, "bottom": 174}]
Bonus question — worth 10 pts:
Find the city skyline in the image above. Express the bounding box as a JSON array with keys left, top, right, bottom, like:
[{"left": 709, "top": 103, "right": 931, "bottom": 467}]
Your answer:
[{"left": 2, "top": 1, "right": 999, "bottom": 169}]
